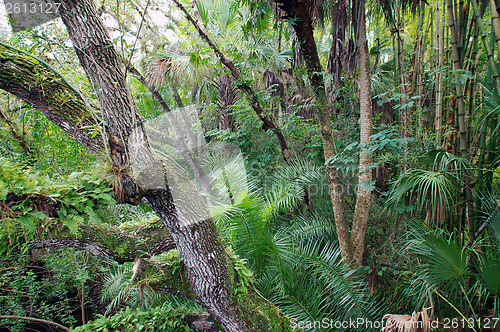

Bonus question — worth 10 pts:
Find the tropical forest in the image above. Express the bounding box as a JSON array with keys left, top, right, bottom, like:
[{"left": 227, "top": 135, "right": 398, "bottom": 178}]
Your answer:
[{"left": 0, "top": 0, "right": 499, "bottom": 330}]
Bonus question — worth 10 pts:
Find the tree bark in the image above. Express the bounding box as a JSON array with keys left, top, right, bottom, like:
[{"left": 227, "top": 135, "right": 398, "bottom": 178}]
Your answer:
[
  {"left": 29, "top": 218, "right": 176, "bottom": 263},
  {"left": 0, "top": 1, "right": 297, "bottom": 329},
  {"left": 0, "top": 316, "right": 69, "bottom": 331},
  {"left": 0, "top": 43, "right": 104, "bottom": 156},
  {"left": 350, "top": 0, "right": 374, "bottom": 266},
  {"left": 276, "top": 0, "right": 351, "bottom": 260}
]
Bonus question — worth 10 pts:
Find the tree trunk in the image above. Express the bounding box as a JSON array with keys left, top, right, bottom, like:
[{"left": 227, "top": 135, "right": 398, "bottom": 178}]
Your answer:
[
  {"left": 276, "top": 0, "right": 351, "bottom": 260},
  {"left": 29, "top": 218, "right": 176, "bottom": 263},
  {"left": 0, "top": 43, "right": 104, "bottom": 156},
  {"left": 1, "top": 0, "right": 300, "bottom": 330},
  {"left": 350, "top": 0, "right": 374, "bottom": 266}
]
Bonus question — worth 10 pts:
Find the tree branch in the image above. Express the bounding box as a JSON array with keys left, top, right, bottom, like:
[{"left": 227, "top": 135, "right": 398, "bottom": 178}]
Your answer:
[
  {"left": 0, "top": 43, "right": 105, "bottom": 156},
  {"left": 172, "top": 0, "right": 292, "bottom": 163},
  {"left": 29, "top": 218, "right": 176, "bottom": 263},
  {"left": 0, "top": 315, "right": 69, "bottom": 331}
]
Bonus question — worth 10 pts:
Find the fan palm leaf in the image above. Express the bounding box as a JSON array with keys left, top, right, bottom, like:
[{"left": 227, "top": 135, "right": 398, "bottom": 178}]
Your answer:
[{"left": 386, "top": 168, "right": 458, "bottom": 223}]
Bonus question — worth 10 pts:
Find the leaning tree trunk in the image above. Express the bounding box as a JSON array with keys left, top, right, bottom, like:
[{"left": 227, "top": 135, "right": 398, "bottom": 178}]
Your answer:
[
  {"left": 2, "top": 0, "right": 296, "bottom": 330},
  {"left": 276, "top": 0, "right": 351, "bottom": 260},
  {"left": 350, "top": 0, "right": 374, "bottom": 266}
]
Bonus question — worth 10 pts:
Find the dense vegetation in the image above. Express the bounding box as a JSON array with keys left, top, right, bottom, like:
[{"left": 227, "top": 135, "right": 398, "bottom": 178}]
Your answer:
[{"left": 0, "top": 0, "right": 499, "bottom": 330}]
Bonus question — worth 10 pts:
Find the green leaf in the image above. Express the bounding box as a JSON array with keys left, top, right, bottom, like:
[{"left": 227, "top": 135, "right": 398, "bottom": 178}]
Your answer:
[
  {"left": 64, "top": 216, "right": 78, "bottom": 234},
  {"left": 0, "top": 180, "right": 8, "bottom": 200}
]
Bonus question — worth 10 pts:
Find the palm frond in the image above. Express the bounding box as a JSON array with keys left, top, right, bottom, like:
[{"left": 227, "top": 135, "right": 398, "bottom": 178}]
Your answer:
[
  {"left": 386, "top": 168, "right": 458, "bottom": 223},
  {"left": 404, "top": 224, "right": 469, "bottom": 296},
  {"left": 289, "top": 213, "right": 337, "bottom": 244},
  {"left": 264, "top": 159, "right": 326, "bottom": 217}
]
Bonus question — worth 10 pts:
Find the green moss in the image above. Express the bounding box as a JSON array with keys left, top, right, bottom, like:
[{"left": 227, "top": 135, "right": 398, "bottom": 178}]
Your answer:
[
  {"left": 234, "top": 286, "right": 298, "bottom": 332},
  {"left": 148, "top": 249, "right": 195, "bottom": 299},
  {"left": 223, "top": 248, "right": 300, "bottom": 331}
]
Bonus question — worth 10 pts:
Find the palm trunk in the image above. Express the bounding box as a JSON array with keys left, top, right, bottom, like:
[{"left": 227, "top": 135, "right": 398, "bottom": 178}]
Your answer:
[{"left": 351, "top": 0, "right": 374, "bottom": 266}]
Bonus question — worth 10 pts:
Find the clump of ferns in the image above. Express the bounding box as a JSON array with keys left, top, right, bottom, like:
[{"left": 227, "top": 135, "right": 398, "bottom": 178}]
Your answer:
[
  {"left": 100, "top": 262, "right": 201, "bottom": 316},
  {"left": 100, "top": 263, "right": 164, "bottom": 315}
]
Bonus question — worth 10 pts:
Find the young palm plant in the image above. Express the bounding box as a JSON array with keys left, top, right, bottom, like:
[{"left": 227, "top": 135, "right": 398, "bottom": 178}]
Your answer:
[
  {"left": 386, "top": 150, "right": 469, "bottom": 228},
  {"left": 395, "top": 220, "right": 500, "bottom": 323}
]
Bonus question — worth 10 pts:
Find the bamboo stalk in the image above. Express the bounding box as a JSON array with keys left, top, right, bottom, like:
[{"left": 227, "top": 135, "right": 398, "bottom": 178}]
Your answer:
[
  {"left": 436, "top": 1, "right": 445, "bottom": 145},
  {"left": 470, "top": 0, "right": 500, "bottom": 92},
  {"left": 448, "top": 0, "right": 477, "bottom": 237},
  {"left": 447, "top": 0, "right": 468, "bottom": 157},
  {"left": 490, "top": 0, "right": 500, "bottom": 60}
]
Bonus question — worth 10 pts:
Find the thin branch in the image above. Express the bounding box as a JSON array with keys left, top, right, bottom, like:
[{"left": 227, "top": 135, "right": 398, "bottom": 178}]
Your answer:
[
  {"left": 463, "top": 203, "right": 500, "bottom": 248},
  {"left": 124, "top": 0, "right": 151, "bottom": 79},
  {"left": 0, "top": 316, "right": 69, "bottom": 331},
  {"left": 171, "top": 0, "right": 291, "bottom": 163}
]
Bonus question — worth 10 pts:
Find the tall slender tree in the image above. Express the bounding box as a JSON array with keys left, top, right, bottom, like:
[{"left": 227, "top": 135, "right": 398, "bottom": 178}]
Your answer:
[
  {"left": 351, "top": 0, "right": 374, "bottom": 266},
  {"left": 275, "top": 0, "right": 373, "bottom": 265}
]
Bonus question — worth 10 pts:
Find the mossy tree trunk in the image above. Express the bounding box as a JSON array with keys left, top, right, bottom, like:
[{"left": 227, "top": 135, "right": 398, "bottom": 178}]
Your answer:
[
  {"left": 0, "top": 43, "right": 104, "bottom": 156},
  {"left": 0, "top": 0, "right": 298, "bottom": 330}
]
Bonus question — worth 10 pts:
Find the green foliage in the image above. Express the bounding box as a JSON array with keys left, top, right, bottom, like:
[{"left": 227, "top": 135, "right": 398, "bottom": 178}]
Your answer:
[
  {"left": 263, "top": 159, "right": 327, "bottom": 217},
  {"left": 0, "top": 251, "right": 103, "bottom": 331},
  {"left": 232, "top": 254, "right": 254, "bottom": 302},
  {"left": 100, "top": 252, "right": 201, "bottom": 316},
  {"left": 0, "top": 158, "right": 115, "bottom": 254},
  {"left": 328, "top": 128, "right": 412, "bottom": 175},
  {"left": 386, "top": 150, "right": 469, "bottom": 224},
  {"left": 395, "top": 221, "right": 500, "bottom": 318},
  {"left": 71, "top": 304, "right": 195, "bottom": 332},
  {"left": 212, "top": 161, "right": 381, "bottom": 331}
]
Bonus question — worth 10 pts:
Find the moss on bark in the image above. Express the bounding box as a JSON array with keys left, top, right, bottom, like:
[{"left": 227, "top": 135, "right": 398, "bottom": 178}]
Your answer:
[{"left": 0, "top": 43, "right": 104, "bottom": 155}]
